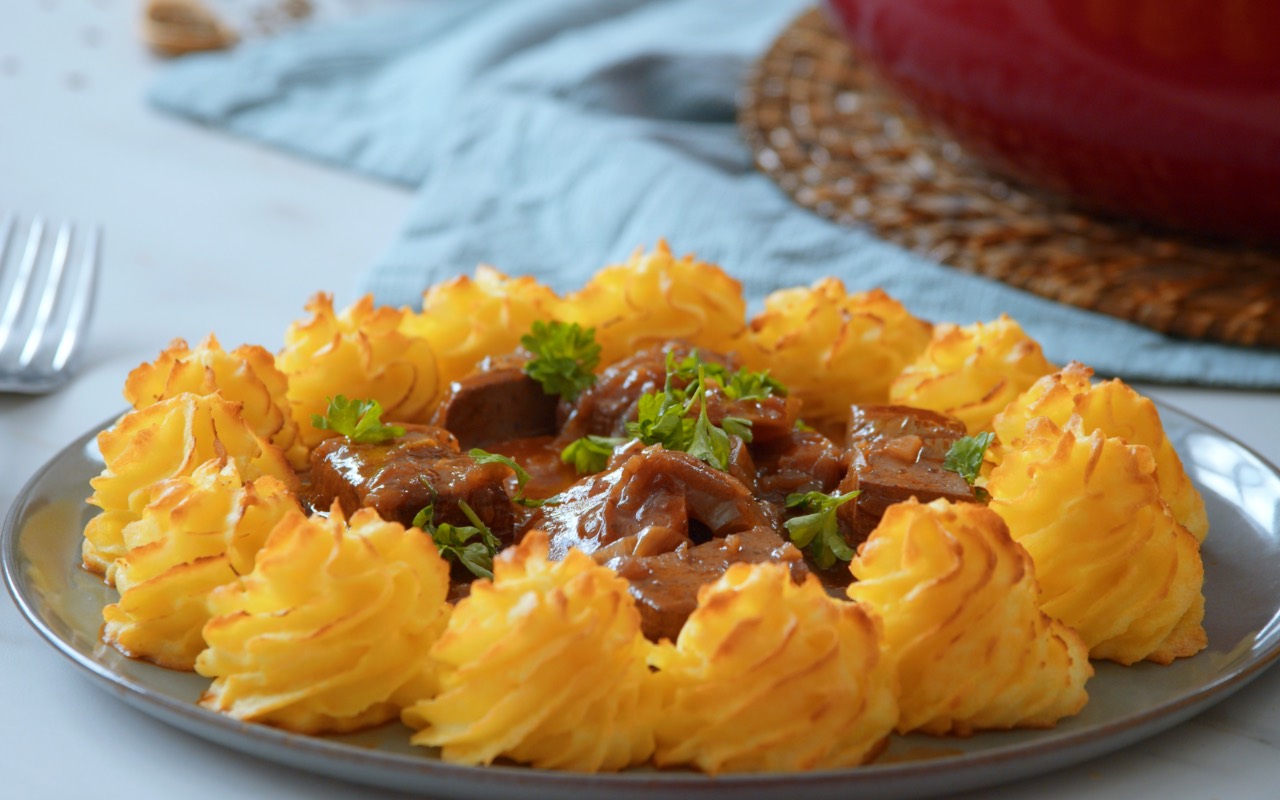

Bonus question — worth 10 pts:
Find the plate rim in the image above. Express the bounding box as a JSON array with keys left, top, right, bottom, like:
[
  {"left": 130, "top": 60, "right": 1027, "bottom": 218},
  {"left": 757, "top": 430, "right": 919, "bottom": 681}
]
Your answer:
[{"left": 6, "top": 402, "right": 1280, "bottom": 797}]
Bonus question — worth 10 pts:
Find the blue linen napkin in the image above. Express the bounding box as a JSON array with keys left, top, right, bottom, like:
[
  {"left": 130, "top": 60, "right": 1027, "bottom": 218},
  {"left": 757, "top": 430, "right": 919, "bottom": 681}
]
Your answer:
[{"left": 150, "top": 0, "right": 1280, "bottom": 388}]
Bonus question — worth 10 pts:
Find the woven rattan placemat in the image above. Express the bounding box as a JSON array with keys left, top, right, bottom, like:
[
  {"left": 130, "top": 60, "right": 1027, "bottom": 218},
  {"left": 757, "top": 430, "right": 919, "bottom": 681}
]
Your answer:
[{"left": 738, "top": 8, "right": 1280, "bottom": 349}]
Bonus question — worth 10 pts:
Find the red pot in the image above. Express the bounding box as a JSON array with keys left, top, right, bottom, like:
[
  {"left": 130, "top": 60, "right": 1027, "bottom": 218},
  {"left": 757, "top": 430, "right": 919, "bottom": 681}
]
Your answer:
[{"left": 824, "top": 0, "right": 1280, "bottom": 243}]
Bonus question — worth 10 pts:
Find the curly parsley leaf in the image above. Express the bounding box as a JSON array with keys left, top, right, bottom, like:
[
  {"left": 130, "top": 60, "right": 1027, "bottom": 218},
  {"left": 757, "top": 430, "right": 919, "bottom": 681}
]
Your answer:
[
  {"left": 521, "top": 320, "right": 601, "bottom": 401},
  {"left": 720, "top": 415, "right": 753, "bottom": 440},
  {"left": 784, "top": 490, "right": 860, "bottom": 569},
  {"left": 467, "top": 448, "right": 553, "bottom": 507},
  {"left": 311, "top": 395, "right": 405, "bottom": 444},
  {"left": 943, "top": 432, "right": 995, "bottom": 486},
  {"left": 560, "top": 435, "right": 627, "bottom": 474},
  {"left": 558, "top": 352, "right": 766, "bottom": 476},
  {"left": 721, "top": 367, "right": 788, "bottom": 401},
  {"left": 667, "top": 352, "right": 787, "bottom": 402},
  {"left": 666, "top": 352, "right": 714, "bottom": 386},
  {"left": 627, "top": 387, "right": 687, "bottom": 444},
  {"left": 685, "top": 387, "right": 733, "bottom": 470},
  {"left": 625, "top": 363, "right": 753, "bottom": 472},
  {"left": 412, "top": 500, "right": 500, "bottom": 580}
]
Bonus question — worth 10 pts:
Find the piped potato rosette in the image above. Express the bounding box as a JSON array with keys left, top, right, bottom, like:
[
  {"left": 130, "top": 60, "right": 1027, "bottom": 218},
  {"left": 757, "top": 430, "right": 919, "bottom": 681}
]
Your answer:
[
  {"left": 987, "top": 418, "right": 1206, "bottom": 665},
  {"left": 196, "top": 505, "right": 452, "bottom": 734},
  {"left": 403, "top": 531, "right": 659, "bottom": 772},
  {"left": 83, "top": 392, "right": 297, "bottom": 580},
  {"left": 402, "top": 266, "right": 563, "bottom": 392},
  {"left": 124, "top": 334, "right": 309, "bottom": 469},
  {"left": 992, "top": 362, "right": 1208, "bottom": 542},
  {"left": 649, "top": 562, "right": 897, "bottom": 773},
  {"left": 277, "top": 293, "right": 440, "bottom": 446},
  {"left": 560, "top": 241, "right": 746, "bottom": 367},
  {"left": 848, "top": 499, "right": 1092, "bottom": 736},
  {"left": 741, "top": 279, "right": 931, "bottom": 422},
  {"left": 102, "top": 459, "right": 299, "bottom": 670},
  {"left": 889, "top": 315, "right": 1057, "bottom": 435}
]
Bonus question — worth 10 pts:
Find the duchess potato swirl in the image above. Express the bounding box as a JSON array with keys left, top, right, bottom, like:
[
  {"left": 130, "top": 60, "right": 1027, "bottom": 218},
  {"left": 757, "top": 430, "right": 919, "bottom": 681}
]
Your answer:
[
  {"left": 993, "top": 362, "right": 1208, "bottom": 542},
  {"left": 197, "top": 505, "right": 451, "bottom": 734},
  {"left": 404, "top": 531, "right": 659, "bottom": 772},
  {"left": 987, "top": 419, "right": 1206, "bottom": 665},
  {"left": 402, "top": 266, "right": 562, "bottom": 397},
  {"left": 83, "top": 392, "right": 296, "bottom": 582},
  {"left": 890, "top": 315, "right": 1057, "bottom": 435},
  {"left": 742, "top": 279, "right": 931, "bottom": 422},
  {"left": 82, "top": 241, "right": 1214, "bottom": 775},
  {"left": 650, "top": 563, "right": 897, "bottom": 773},
  {"left": 102, "top": 459, "right": 298, "bottom": 670},
  {"left": 277, "top": 293, "right": 441, "bottom": 447},
  {"left": 849, "top": 499, "right": 1092, "bottom": 735},
  {"left": 125, "top": 334, "right": 309, "bottom": 469},
  {"left": 561, "top": 241, "right": 746, "bottom": 367}
]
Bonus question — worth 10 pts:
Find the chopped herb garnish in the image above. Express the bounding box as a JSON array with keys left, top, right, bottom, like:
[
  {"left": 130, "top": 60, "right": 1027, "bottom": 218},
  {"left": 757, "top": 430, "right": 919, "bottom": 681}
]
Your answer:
[
  {"left": 784, "top": 490, "right": 860, "bottom": 569},
  {"left": 794, "top": 418, "right": 814, "bottom": 432},
  {"left": 684, "top": 378, "right": 735, "bottom": 471},
  {"left": 666, "top": 352, "right": 711, "bottom": 385},
  {"left": 559, "top": 351, "right": 771, "bottom": 475},
  {"left": 721, "top": 367, "right": 788, "bottom": 401},
  {"left": 624, "top": 360, "right": 752, "bottom": 472},
  {"left": 412, "top": 499, "right": 500, "bottom": 580},
  {"left": 667, "top": 352, "right": 787, "bottom": 402},
  {"left": 311, "top": 395, "right": 404, "bottom": 444},
  {"left": 943, "top": 432, "right": 995, "bottom": 486},
  {"left": 720, "top": 415, "right": 753, "bottom": 440},
  {"left": 560, "top": 435, "right": 627, "bottom": 474},
  {"left": 628, "top": 381, "right": 687, "bottom": 444},
  {"left": 468, "top": 448, "right": 551, "bottom": 507},
  {"left": 521, "top": 320, "right": 601, "bottom": 400}
]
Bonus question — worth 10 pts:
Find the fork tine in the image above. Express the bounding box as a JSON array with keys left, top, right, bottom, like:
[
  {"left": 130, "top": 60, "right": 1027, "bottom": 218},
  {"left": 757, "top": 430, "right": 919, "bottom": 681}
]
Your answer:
[
  {"left": 18, "top": 222, "right": 73, "bottom": 369},
  {"left": 0, "top": 213, "right": 15, "bottom": 266},
  {"left": 0, "top": 216, "right": 44, "bottom": 355},
  {"left": 50, "top": 225, "right": 100, "bottom": 373}
]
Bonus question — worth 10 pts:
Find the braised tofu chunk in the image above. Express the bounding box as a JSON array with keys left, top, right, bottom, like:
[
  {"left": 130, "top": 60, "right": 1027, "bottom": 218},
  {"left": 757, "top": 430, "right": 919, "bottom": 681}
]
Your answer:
[
  {"left": 606, "top": 527, "right": 806, "bottom": 642},
  {"left": 525, "top": 445, "right": 774, "bottom": 560},
  {"left": 703, "top": 385, "right": 801, "bottom": 445},
  {"left": 753, "top": 429, "right": 846, "bottom": 505},
  {"left": 523, "top": 444, "right": 795, "bottom": 641},
  {"left": 845, "top": 403, "right": 968, "bottom": 457},
  {"left": 839, "top": 405, "right": 975, "bottom": 544},
  {"left": 431, "top": 356, "right": 559, "bottom": 449},
  {"left": 309, "top": 423, "right": 518, "bottom": 542}
]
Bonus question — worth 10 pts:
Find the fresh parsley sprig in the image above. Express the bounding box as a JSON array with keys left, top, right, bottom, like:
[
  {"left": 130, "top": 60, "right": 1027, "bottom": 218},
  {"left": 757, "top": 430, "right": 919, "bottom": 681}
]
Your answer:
[
  {"left": 467, "top": 448, "right": 554, "bottom": 507},
  {"left": 627, "top": 376, "right": 687, "bottom": 444},
  {"left": 624, "top": 361, "right": 752, "bottom": 472},
  {"left": 311, "top": 395, "right": 405, "bottom": 444},
  {"left": 412, "top": 499, "right": 501, "bottom": 580},
  {"left": 521, "top": 320, "right": 601, "bottom": 401},
  {"left": 559, "top": 435, "right": 627, "bottom": 474},
  {"left": 684, "top": 373, "right": 736, "bottom": 471},
  {"left": 722, "top": 367, "right": 788, "bottom": 401},
  {"left": 557, "top": 351, "right": 767, "bottom": 475},
  {"left": 667, "top": 352, "right": 787, "bottom": 402},
  {"left": 784, "top": 490, "right": 860, "bottom": 569},
  {"left": 943, "top": 432, "right": 995, "bottom": 488}
]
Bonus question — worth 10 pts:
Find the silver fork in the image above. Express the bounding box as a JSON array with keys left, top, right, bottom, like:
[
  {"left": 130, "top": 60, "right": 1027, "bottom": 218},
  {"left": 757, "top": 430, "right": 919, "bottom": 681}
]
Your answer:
[{"left": 0, "top": 214, "right": 100, "bottom": 394}]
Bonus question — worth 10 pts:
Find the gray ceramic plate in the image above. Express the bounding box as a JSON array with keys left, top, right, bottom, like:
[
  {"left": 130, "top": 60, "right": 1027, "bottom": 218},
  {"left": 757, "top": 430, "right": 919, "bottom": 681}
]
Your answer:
[{"left": 6, "top": 405, "right": 1280, "bottom": 799}]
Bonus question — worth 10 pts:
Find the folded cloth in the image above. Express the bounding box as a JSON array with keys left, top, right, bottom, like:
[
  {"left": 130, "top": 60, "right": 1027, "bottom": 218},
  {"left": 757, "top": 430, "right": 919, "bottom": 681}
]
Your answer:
[{"left": 150, "top": 0, "right": 1280, "bottom": 387}]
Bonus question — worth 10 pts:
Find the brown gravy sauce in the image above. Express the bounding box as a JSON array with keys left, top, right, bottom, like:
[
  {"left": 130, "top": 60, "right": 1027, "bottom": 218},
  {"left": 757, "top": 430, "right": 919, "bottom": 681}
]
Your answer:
[{"left": 486, "top": 435, "right": 582, "bottom": 500}]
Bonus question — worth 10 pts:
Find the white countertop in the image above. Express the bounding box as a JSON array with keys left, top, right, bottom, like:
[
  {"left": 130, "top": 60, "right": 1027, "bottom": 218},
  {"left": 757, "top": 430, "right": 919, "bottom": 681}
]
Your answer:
[{"left": 3, "top": 3, "right": 1279, "bottom": 799}]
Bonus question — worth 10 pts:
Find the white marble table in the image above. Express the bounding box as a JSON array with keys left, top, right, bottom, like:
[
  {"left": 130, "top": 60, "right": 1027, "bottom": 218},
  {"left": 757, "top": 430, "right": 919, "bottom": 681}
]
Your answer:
[{"left": 3, "top": 3, "right": 1279, "bottom": 799}]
